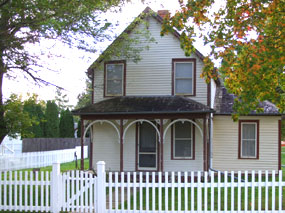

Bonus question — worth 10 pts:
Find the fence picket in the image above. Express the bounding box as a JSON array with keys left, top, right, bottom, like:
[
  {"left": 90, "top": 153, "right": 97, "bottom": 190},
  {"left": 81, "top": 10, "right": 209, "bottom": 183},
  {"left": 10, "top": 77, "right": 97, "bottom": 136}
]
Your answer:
[
  {"left": 178, "top": 171, "right": 181, "bottom": 211},
  {"left": 109, "top": 172, "right": 112, "bottom": 211},
  {"left": 165, "top": 172, "right": 168, "bottom": 212},
  {"left": 121, "top": 172, "right": 125, "bottom": 211},
  {"left": 115, "top": 172, "right": 118, "bottom": 211},
  {"left": 204, "top": 171, "right": 208, "bottom": 212},
  {"left": 0, "top": 162, "right": 284, "bottom": 213},
  {"left": 146, "top": 172, "right": 149, "bottom": 212},
  {"left": 191, "top": 171, "right": 194, "bottom": 212},
  {"left": 224, "top": 171, "right": 228, "bottom": 212},
  {"left": 278, "top": 170, "right": 282, "bottom": 212},
  {"left": 272, "top": 170, "right": 276, "bottom": 211},
  {"left": 159, "top": 172, "right": 162, "bottom": 212},
  {"left": 238, "top": 171, "right": 241, "bottom": 212},
  {"left": 231, "top": 171, "right": 234, "bottom": 212},
  {"left": 244, "top": 171, "right": 248, "bottom": 212},
  {"left": 133, "top": 172, "right": 137, "bottom": 211},
  {"left": 184, "top": 171, "right": 188, "bottom": 212},
  {"left": 258, "top": 170, "right": 262, "bottom": 212},
  {"left": 152, "top": 172, "right": 155, "bottom": 211},
  {"left": 265, "top": 170, "right": 268, "bottom": 211}
]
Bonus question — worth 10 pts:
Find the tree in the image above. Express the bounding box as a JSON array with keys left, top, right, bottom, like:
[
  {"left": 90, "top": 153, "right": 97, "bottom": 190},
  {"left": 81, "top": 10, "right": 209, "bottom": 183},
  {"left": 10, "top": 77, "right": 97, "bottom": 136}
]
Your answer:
[
  {"left": 23, "top": 94, "right": 45, "bottom": 138},
  {"left": 3, "top": 94, "right": 37, "bottom": 139},
  {"left": 59, "top": 108, "right": 75, "bottom": 138},
  {"left": 0, "top": 0, "right": 129, "bottom": 144},
  {"left": 44, "top": 100, "right": 59, "bottom": 138},
  {"left": 75, "top": 79, "right": 92, "bottom": 109},
  {"left": 161, "top": 0, "right": 284, "bottom": 118}
]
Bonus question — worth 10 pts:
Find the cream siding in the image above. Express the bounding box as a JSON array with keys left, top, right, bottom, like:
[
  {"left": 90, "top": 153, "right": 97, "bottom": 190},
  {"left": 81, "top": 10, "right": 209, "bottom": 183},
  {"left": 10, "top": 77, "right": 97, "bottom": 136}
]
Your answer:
[
  {"left": 212, "top": 116, "right": 280, "bottom": 171},
  {"left": 92, "top": 123, "right": 120, "bottom": 171},
  {"left": 92, "top": 120, "right": 204, "bottom": 171},
  {"left": 93, "top": 16, "right": 207, "bottom": 105},
  {"left": 163, "top": 122, "right": 204, "bottom": 171}
]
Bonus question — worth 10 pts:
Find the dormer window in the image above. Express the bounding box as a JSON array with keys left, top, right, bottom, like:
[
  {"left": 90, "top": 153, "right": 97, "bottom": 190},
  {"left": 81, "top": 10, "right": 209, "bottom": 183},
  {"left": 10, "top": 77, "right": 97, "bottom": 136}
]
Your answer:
[
  {"left": 172, "top": 59, "right": 196, "bottom": 96},
  {"left": 104, "top": 61, "right": 126, "bottom": 97}
]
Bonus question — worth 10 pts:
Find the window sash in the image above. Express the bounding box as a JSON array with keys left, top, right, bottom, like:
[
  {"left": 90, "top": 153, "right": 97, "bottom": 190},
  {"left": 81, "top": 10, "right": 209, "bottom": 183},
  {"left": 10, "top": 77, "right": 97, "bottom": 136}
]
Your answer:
[
  {"left": 173, "top": 122, "right": 193, "bottom": 159},
  {"left": 241, "top": 123, "right": 257, "bottom": 158},
  {"left": 174, "top": 62, "right": 194, "bottom": 95},
  {"left": 105, "top": 63, "right": 124, "bottom": 96}
]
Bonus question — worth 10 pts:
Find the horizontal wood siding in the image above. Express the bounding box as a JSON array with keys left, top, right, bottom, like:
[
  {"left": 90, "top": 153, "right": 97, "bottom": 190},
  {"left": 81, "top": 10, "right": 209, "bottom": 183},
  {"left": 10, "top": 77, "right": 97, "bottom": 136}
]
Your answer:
[
  {"left": 212, "top": 116, "right": 280, "bottom": 171},
  {"left": 93, "top": 16, "right": 207, "bottom": 105},
  {"left": 163, "top": 123, "right": 203, "bottom": 171},
  {"left": 92, "top": 123, "right": 120, "bottom": 171}
]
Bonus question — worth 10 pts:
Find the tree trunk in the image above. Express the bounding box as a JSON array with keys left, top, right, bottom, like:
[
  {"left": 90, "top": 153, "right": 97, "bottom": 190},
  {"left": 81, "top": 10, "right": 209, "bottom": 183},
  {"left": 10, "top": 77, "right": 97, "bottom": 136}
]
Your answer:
[{"left": 0, "top": 59, "right": 7, "bottom": 144}]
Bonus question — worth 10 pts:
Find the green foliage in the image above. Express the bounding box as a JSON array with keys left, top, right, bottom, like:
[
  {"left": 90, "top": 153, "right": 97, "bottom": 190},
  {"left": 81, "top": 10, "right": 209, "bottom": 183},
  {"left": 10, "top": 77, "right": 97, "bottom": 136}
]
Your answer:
[
  {"left": 77, "top": 120, "right": 82, "bottom": 138},
  {"left": 75, "top": 79, "right": 92, "bottom": 109},
  {"left": 3, "top": 94, "right": 37, "bottom": 139},
  {"left": 162, "top": 0, "right": 285, "bottom": 116},
  {"left": 0, "top": 0, "right": 130, "bottom": 143},
  {"left": 59, "top": 108, "right": 75, "bottom": 138},
  {"left": 44, "top": 100, "right": 59, "bottom": 138},
  {"left": 23, "top": 94, "right": 45, "bottom": 138}
]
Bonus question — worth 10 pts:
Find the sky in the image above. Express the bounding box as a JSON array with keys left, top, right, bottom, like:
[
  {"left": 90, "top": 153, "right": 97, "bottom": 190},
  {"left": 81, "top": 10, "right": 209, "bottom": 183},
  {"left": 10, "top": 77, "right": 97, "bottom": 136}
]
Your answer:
[{"left": 3, "top": 0, "right": 201, "bottom": 107}]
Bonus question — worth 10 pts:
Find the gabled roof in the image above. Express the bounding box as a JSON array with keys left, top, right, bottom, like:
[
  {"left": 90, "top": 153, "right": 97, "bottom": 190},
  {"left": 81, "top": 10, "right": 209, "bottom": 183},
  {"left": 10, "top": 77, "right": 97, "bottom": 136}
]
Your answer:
[
  {"left": 72, "top": 96, "right": 213, "bottom": 116},
  {"left": 214, "top": 86, "right": 280, "bottom": 115},
  {"left": 87, "top": 6, "right": 205, "bottom": 78}
]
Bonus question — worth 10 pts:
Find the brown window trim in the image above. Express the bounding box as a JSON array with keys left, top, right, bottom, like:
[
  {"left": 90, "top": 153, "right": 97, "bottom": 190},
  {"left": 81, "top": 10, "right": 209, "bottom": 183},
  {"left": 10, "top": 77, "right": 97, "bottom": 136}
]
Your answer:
[
  {"left": 171, "top": 121, "right": 195, "bottom": 160},
  {"left": 172, "top": 58, "right": 196, "bottom": 96},
  {"left": 238, "top": 120, "right": 259, "bottom": 159},
  {"left": 104, "top": 60, "right": 126, "bottom": 97}
]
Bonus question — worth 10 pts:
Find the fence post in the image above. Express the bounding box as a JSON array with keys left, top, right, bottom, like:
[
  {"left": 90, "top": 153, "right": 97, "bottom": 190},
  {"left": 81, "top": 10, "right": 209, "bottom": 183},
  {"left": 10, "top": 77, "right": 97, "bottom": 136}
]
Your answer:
[
  {"left": 96, "top": 161, "right": 106, "bottom": 213},
  {"left": 51, "top": 162, "right": 62, "bottom": 213}
]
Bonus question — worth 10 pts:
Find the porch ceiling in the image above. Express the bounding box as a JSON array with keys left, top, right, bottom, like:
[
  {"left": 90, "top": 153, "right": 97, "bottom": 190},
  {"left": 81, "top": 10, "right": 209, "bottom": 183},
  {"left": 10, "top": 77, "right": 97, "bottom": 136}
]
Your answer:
[{"left": 72, "top": 96, "right": 214, "bottom": 116}]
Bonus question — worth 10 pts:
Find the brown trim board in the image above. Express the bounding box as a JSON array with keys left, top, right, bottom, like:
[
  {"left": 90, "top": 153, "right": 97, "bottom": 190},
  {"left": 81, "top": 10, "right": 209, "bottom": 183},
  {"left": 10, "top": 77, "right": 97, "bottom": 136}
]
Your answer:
[
  {"left": 104, "top": 60, "right": 126, "bottom": 97},
  {"left": 172, "top": 58, "right": 196, "bottom": 97},
  {"left": 238, "top": 120, "right": 260, "bottom": 160}
]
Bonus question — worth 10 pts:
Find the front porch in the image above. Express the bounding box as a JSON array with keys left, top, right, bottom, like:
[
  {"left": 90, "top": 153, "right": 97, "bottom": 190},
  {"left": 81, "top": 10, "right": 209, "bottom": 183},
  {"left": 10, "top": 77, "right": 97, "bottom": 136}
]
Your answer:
[{"left": 72, "top": 96, "right": 214, "bottom": 172}]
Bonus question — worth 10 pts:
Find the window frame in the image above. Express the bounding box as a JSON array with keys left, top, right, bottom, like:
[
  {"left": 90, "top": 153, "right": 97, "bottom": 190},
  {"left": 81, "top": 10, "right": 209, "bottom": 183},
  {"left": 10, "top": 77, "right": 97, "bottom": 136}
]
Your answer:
[
  {"left": 104, "top": 60, "right": 126, "bottom": 97},
  {"left": 171, "top": 122, "right": 195, "bottom": 160},
  {"left": 136, "top": 122, "right": 159, "bottom": 171},
  {"left": 238, "top": 120, "right": 259, "bottom": 159},
  {"left": 172, "top": 58, "right": 196, "bottom": 96}
]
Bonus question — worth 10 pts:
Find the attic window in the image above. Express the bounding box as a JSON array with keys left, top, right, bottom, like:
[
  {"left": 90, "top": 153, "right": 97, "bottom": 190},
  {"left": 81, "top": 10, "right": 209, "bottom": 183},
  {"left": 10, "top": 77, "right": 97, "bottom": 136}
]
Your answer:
[
  {"left": 104, "top": 61, "right": 126, "bottom": 97},
  {"left": 172, "top": 59, "right": 196, "bottom": 96}
]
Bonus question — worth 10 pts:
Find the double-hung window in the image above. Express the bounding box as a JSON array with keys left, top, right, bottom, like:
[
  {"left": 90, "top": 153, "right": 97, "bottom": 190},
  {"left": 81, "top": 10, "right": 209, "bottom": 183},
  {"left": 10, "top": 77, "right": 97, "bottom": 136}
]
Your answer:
[
  {"left": 104, "top": 61, "right": 125, "bottom": 96},
  {"left": 239, "top": 120, "right": 259, "bottom": 159},
  {"left": 173, "top": 59, "right": 196, "bottom": 96},
  {"left": 172, "top": 122, "right": 194, "bottom": 159}
]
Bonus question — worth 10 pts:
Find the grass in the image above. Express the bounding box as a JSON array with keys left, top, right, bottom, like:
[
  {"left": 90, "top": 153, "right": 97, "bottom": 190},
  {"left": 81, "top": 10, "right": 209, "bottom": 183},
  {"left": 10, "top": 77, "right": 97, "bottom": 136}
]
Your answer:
[
  {"left": 1, "top": 159, "right": 90, "bottom": 181},
  {"left": 0, "top": 159, "right": 90, "bottom": 213}
]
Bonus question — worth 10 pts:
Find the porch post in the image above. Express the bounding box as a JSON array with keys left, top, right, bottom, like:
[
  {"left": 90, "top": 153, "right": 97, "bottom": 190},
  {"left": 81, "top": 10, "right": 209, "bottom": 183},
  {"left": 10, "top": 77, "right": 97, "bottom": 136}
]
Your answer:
[
  {"left": 89, "top": 127, "right": 93, "bottom": 170},
  {"left": 160, "top": 119, "right": 164, "bottom": 172},
  {"left": 80, "top": 118, "right": 84, "bottom": 170},
  {"left": 203, "top": 117, "right": 207, "bottom": 171},
  {"left": 120, "top": 119, "right": 124, "bottom": 172}
]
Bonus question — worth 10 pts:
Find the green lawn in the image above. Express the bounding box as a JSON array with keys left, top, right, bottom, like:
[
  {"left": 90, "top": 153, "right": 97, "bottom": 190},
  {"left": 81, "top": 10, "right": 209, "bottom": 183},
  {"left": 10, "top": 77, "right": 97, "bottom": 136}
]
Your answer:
[{"left": 1, "top": 159, "right": 90, "bottom": 180}]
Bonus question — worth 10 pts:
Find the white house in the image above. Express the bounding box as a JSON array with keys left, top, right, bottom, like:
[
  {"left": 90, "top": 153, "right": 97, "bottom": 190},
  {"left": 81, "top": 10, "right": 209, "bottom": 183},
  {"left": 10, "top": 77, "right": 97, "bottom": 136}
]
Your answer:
[{"left": 73, "top": 7, "right": 282, "bottom": 172}]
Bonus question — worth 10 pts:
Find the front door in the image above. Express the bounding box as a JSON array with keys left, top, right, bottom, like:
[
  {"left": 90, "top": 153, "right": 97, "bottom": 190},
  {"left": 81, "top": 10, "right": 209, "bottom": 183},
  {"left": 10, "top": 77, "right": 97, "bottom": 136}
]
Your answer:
[{"left": 137, "top": 122, "right": 158, "bottom": 170}]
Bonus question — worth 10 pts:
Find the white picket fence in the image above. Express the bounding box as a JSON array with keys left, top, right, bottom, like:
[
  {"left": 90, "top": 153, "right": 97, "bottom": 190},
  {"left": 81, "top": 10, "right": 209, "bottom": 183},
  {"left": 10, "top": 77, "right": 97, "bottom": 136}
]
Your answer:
[
  {"left": 0, "top": 146, "right": 88, "bottom": 171},
  {"left": 0, "top": 161, "right": 284, "bottom": 212}
]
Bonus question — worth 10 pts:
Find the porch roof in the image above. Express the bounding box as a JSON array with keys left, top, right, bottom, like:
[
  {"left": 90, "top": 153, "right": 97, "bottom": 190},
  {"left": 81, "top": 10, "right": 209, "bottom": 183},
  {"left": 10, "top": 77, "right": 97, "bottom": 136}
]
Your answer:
[{"left": 72, "top": 96, "right": 214, "bottom": 116}]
